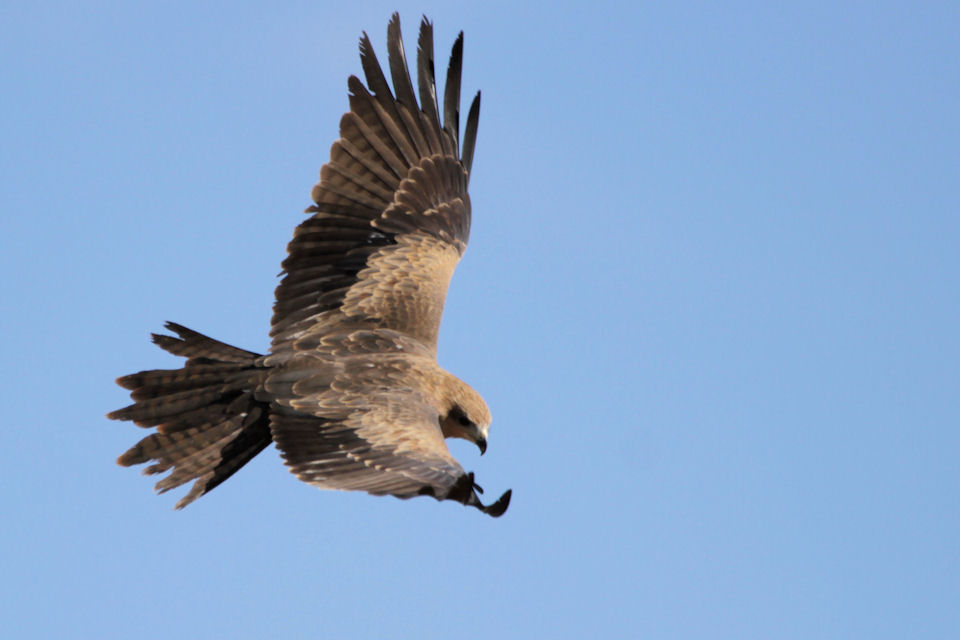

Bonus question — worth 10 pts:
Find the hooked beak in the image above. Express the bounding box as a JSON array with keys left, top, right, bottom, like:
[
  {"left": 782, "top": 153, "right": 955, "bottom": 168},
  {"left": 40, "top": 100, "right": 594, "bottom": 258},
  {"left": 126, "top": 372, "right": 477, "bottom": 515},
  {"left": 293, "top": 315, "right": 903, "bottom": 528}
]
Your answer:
[{"left": 476, "top": 437, "right": 487, "bottom": 455}]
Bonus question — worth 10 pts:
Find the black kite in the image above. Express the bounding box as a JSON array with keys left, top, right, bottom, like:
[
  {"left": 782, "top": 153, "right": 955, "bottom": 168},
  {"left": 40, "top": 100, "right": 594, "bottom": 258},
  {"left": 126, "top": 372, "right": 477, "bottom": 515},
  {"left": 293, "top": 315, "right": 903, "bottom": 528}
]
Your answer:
[{"left": 108, "top": 14, "right": 510, "bottom": 517}]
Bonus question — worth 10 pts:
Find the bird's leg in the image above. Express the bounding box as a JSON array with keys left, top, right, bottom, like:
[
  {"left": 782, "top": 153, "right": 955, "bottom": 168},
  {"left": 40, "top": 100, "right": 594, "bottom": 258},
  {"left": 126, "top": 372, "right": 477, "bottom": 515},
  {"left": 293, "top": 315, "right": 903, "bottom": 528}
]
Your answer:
[{"left": 448, "top": 472, "right": 512, "bottom": 517}]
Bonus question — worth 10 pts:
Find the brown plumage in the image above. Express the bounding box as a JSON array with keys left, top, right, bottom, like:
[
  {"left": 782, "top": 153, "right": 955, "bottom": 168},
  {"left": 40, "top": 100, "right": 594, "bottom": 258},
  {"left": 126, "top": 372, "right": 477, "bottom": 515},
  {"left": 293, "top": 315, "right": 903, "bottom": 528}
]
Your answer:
[{"left": 107, "top": 14, "right": 510, "bottom": 517}]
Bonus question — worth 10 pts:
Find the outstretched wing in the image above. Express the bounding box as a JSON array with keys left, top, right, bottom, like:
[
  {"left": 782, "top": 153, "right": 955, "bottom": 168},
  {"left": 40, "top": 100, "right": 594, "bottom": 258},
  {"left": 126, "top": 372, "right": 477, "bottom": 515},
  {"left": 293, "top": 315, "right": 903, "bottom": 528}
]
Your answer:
[
  {"left": 269, "top": 374, "right": 464, "bottom": 498},
  {"left": 265, "top": 330, "right": 509, "bottom": 515},
  {"left": 271, "top": 14, "right": 480, "bottom": 355}
]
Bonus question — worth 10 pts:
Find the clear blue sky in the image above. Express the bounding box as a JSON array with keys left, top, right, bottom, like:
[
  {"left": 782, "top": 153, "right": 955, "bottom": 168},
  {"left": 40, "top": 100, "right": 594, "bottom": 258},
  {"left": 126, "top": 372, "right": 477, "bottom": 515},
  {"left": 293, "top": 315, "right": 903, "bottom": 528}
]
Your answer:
[{"left": 3, "top": 2, "right": 958, "bottom": 638}]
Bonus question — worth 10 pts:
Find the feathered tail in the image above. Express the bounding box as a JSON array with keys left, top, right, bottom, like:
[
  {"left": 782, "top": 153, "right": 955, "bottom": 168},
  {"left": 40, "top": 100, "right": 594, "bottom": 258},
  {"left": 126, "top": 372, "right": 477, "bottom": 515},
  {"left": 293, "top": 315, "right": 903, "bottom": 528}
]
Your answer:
[{"left": 107, "top": 322, "right": 272, "bottom": 508}]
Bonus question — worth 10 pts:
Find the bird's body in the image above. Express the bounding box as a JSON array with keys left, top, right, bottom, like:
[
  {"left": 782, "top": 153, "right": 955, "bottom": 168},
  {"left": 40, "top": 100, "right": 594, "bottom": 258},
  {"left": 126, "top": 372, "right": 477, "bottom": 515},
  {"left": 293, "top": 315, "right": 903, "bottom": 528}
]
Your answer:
[{"left": 108, "top": 14, "right": 510, "bottom": 517}]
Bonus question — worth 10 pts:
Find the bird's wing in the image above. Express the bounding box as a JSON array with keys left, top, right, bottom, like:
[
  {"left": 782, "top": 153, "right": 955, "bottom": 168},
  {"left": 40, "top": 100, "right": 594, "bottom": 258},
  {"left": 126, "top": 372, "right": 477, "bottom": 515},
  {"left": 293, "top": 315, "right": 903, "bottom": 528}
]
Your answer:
[
  {"left": 265, "top": 329, "right": 510, "bottom": 515},
  {"left": 271, "top": 392, "right": 464, "bottom": 498},
  {"left": 271, "top": 14, "right": 480, "bottom": 355},
  {"left": 266, "top": 330, "right": 461, "bottom": 496}
]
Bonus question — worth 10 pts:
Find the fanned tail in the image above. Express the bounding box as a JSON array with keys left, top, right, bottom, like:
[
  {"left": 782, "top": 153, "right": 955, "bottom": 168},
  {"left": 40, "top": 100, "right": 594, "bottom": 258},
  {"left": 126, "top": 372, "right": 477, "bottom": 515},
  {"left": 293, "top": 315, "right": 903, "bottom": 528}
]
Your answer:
[{"left": 108, "top": 322, "right": 272, "bottom": 508}]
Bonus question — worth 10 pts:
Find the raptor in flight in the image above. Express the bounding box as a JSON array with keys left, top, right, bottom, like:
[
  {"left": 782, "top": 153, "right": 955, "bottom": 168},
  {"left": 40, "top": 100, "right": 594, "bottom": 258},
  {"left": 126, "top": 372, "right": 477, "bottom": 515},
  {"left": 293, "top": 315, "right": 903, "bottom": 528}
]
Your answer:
[{"left": 108, "top": 14, "right": 510, "bottom": 517}]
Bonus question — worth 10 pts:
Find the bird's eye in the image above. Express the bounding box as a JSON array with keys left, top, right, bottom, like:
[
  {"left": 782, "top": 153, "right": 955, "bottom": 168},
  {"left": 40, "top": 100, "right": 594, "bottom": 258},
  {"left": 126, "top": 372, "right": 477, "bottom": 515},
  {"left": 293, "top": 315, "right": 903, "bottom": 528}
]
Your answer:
[{"left": 458, "top": 415, "right": 472, "bottom": 427}]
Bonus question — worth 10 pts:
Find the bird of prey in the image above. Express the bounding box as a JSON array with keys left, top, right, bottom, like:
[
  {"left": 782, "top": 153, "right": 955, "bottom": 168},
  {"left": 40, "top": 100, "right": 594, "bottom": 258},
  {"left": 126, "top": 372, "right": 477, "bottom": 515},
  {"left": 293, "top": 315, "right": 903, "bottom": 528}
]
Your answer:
[{"left": 107, "top": 14, "right": 511, "bottom": 517}]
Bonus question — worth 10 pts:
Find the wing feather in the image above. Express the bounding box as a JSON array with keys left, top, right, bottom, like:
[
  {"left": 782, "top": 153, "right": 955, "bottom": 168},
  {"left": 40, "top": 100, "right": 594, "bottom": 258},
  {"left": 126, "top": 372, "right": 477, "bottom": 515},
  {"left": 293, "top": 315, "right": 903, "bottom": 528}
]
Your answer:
[
  {"left": 386, "top": 15, "right": 419, "bottom": 113},
  {"left": 357, "top": 31, "right": 406, "bottom": 152},
  {"left": 462, "top": 91, "right": 481, "bottom": 182},
  {"left": 318, "top": 164, "right": 390, "bottom": 211},
  {"left": 416, "top": 17, "right": 445, "bottom": 149},
  {"left": 357, "top": 83, "right": 422, "bottom": 167},
  {"left": 338, "top": 108, "right": 408, "bottom": 181},
  {"left": 443, "top": 32, "right": 464, "bottom": 157}
]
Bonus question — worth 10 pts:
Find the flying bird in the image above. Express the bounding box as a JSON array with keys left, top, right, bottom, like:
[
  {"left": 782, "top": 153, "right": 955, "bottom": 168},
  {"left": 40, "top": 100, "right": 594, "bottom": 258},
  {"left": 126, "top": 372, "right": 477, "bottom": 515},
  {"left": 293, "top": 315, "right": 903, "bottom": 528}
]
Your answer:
[{"left": 107, "top": 14, "right": 510, "bottom": 517}]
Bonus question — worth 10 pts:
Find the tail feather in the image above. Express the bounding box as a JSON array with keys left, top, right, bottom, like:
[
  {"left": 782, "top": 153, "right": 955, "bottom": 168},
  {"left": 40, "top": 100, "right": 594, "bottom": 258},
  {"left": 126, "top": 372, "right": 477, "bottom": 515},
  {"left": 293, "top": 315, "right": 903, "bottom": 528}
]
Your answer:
[
  {"left": 152, "top": 322, "right": 261, "bottom": 364},
  {"left": 108, "top": 387, "right": 229, "bottom": 425},
  {"left": 109, "top": 323, "right": 272, "bottom": 508},
  {"left": 154, "top": 405, "right": 243, "bottom": 435},
  {"left": 117, "top": 364, "right": 244, "bottom": 397}
]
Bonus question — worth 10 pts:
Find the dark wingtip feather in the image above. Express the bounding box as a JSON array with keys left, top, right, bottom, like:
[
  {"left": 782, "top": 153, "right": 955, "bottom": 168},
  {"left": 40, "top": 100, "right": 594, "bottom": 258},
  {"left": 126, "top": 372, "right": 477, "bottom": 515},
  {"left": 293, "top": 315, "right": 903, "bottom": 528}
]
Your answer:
[
  {"left": 359, "top": 31, "right": 393, "bottom": 103},
  {"left": 461, "top": 90, "right": 480, "bottom": 180},
  {"left": 443, "top": 31, "right": 464, "bottom": 154},
  {"left": 386, "top": 13, "right": 418, "bottom": 112},
  {"left": 163, "top": 321, "right": 190, "bottom": 335},
  {"left": 151, "top": 331, "right": 175, "bottom": 343},
  {"left": 416, "top": 16, "right": 442, "bottom": 134}
]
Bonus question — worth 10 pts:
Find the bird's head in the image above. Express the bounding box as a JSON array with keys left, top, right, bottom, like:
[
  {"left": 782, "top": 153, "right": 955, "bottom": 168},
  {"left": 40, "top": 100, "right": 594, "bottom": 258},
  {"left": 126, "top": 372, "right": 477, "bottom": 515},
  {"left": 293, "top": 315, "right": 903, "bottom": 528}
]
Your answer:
[{"left": 439, "top": 376, "right": 491, "bottom": 455}]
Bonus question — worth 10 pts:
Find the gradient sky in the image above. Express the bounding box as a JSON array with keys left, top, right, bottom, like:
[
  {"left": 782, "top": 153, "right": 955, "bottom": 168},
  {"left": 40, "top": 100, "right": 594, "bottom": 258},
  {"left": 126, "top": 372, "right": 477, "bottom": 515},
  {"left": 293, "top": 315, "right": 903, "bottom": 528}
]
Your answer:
[{"left": 3, "top": 2, "right": 958, "bottom": 638}]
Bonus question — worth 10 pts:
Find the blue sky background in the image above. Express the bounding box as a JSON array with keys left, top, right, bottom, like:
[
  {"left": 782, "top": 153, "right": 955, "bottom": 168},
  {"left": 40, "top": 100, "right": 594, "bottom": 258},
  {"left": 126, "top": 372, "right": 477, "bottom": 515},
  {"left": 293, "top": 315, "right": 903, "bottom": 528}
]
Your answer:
[{"left": 3, "top": 2, "right": 958, "bottom": 638}]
